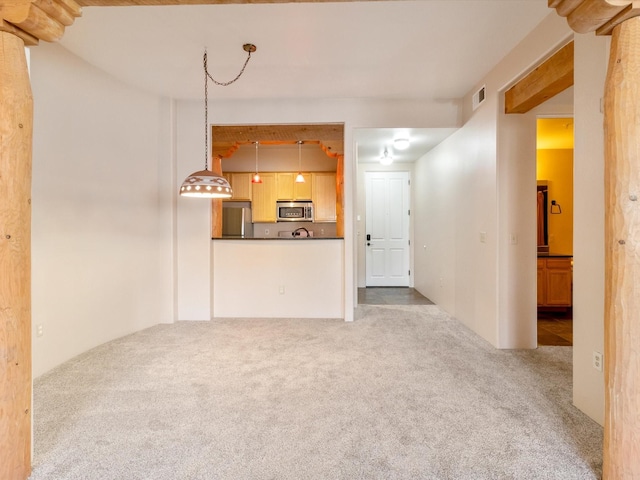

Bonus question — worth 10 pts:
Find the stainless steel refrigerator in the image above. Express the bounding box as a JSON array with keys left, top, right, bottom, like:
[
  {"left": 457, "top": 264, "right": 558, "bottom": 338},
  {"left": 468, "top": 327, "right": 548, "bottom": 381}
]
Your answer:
[{"left": 222, "top": 206, "right": 253, "bottom": 238}]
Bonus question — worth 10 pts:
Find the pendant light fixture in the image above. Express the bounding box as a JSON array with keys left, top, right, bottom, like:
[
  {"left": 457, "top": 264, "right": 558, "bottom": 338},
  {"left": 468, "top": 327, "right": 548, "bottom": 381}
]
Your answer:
[
  {"left": 295, "top": 141, "right": 305, "bottom": 183},
  {"left": 380, "top": 148, "right": 393, "bottom": 166},
  {"left": 180, "top": 44, "right": 256, "bottom": 198},
  {"left": 252, "top": 141, "right": 263, "bottom": 184}
]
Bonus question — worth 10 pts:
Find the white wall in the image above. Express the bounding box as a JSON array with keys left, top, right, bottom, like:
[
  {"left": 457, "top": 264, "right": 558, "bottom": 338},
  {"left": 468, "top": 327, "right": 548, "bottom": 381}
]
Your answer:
[
  {"left": 572, "top": 33, "right": 608, "bottom": 425},
  {"left": 413, "top": 13, "right": 573, "bottom": 348},
  {"left": 176, "top": 97, "right": 461, "bottom": 323},
  {"left": 412, "top": 14, "right": 608, "bottom": 425},
  {"left": 30, "top": 43, "right": 174, "bottom": 378},
  {"left": 412, "top": 137, "right": 458, "bottom": 314}
]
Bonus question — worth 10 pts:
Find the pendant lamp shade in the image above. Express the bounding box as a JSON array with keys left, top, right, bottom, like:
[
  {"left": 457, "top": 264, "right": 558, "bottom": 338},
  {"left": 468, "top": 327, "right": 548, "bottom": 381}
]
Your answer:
[{"left": 180, "top": 170, "right": 232, "bottom": 197}]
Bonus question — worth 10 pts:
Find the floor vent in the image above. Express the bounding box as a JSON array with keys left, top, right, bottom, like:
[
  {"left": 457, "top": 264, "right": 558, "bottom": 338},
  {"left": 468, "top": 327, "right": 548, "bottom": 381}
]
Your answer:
[{"left": 472, "top": 85, "right": 486, "bottom": 111}]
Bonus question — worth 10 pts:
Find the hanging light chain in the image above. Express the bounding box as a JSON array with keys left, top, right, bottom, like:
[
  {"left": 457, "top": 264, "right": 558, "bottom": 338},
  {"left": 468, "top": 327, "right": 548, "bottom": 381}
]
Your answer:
[
  {"left": 202, "top": 44, "right": 256, "bottom": 170},
  {"left": 255, "top": 141, "right": 259, "bottom": 171},
  {"left": 204, "top": 45, "right": 255, "bottom": 88},
  {"left": 204, "top": 51, "right": 210, "bottom": 170}
]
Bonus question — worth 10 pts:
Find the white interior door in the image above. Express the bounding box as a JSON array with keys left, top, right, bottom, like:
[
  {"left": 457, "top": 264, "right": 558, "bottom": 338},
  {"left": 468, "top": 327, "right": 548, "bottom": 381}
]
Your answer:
[{"left": 365, "top": 171, "right": 410, "bottom": 286}]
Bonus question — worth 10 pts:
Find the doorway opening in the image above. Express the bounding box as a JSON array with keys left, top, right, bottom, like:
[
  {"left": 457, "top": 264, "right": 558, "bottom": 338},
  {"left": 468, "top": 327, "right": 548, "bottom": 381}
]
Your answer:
[{"left": 536, "top": 117, "right": 574, "bottom": 346}]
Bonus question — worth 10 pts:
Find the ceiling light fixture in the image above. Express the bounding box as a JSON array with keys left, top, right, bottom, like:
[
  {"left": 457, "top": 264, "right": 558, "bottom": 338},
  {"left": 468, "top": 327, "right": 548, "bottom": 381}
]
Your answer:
[
  {"left": 180, "top": 44, "right": 256, "bottom": 198},
  {"left": 295, "top": 141, "right": 305, "bottom": 183},
  {"left": 380, "top": 148, "right": 393, "bottom": 166},
  {"left": 394, "top": 138, "right": 410, "bottom": 150},
  {"left": 252, "top": 141, "right": 263, "bottom": 184}
]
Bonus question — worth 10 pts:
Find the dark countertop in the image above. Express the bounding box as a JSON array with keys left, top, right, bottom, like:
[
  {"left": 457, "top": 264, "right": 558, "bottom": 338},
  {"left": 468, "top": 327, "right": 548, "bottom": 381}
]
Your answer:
[
  {"left": 213, "top": 236, "right": 343, "bottom": 240},
  {"left": 538, "top": 253, "right": 573, "bottom": 258}
]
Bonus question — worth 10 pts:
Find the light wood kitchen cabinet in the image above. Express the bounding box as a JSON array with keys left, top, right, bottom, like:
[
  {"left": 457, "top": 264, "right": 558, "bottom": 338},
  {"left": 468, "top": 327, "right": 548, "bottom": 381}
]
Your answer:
[
  {"left": 223, "top": 172, "right": 252, "bottom": 201},
  {"left": 276, "top": 172, "right": 312, "bottom": 200},
  {"left": 312, "top": 172, "right": 337, "bottom": 222},
  {"left": 251, "top": 173, "right": 277, "bottom": 223},
  {"left": 537, "top": 257, "right": 572, "bottom": 307}
]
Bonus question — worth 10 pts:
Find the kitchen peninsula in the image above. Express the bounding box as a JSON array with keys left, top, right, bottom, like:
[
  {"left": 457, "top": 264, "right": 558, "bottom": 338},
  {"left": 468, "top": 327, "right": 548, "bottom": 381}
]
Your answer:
[{"left": 211, "top": 237, "right": 344, "bottom": 318}]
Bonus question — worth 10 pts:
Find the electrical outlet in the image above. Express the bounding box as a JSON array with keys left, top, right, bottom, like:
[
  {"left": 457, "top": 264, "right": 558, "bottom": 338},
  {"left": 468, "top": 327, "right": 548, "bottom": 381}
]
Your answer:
[
  {"left": 509, "top": 234, "right": 518, "bottom": 245},
  {"left": 593, "top": 351, "right": 603, "bottom": 372},
  {"left": 279, "top": 285, "right": 285, "bottom": 295},
  {"left": 439, "top": 277, "right": 444, "bottom": 287},
  {"left": 36, "top": 324, "right": 43, "bottom": 337},
  {"left": 480, "top": 231, "right": 486, "bottom": 243}
]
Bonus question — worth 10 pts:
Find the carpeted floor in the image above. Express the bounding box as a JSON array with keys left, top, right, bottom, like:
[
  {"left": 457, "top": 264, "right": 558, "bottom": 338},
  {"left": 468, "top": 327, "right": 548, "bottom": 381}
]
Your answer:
[{"left": 30, "top": 304, "right": 602, "bottom": 480}]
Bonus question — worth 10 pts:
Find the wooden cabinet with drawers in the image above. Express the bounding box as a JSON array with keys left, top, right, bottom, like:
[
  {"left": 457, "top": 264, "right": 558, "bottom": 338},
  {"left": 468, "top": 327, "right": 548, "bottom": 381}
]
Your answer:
[{"left": 537, "top": 256, "right": 572, "bottom": 308}]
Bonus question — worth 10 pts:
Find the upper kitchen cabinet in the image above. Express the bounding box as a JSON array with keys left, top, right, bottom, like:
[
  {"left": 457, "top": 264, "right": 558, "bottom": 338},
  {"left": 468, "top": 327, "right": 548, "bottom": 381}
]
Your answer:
[
  {"left": 251, "top": 173, "right": 277, "bottom": 223},
  {"left": 223, "top": 172, "right": 252, "bottom": 201},
  {"left": 277, "top": 172, "right": 312, "bottom": 201},
  {"left": 313, "top": 173, "right": 337, "bottom": 222}
]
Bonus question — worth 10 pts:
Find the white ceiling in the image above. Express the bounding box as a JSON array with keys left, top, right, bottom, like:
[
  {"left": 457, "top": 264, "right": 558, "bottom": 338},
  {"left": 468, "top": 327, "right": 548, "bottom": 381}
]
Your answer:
[
  {"left": 354, "top": 128, "right": 458, "bottom": 163},
  {"left": 58, "top": 0, "right": 554, "bottom": 163}
]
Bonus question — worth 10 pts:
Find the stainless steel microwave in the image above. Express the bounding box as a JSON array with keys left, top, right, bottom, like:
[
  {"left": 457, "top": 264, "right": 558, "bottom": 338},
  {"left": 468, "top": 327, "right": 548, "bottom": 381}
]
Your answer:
[{"left": 276, "top": 201, "right": 314, "bottom": 222}]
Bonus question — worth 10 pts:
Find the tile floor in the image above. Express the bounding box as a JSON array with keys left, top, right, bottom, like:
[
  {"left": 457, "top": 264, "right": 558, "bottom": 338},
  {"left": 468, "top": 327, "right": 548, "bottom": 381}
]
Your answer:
[
  {"left": 357, "top": 287, "right": 434, "bottom": 306},
  {"left": 537, "top": 309, "right": 573, "bottom": 346}
]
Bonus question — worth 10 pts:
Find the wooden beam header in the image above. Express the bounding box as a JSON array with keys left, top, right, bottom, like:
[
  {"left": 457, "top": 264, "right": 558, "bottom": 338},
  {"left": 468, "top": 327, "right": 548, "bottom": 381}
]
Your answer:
[
  {"left": 505, "top": 41, "right": 574, "bottom": 114},
  {"left": 75, "top": 0, "right": 390, "bottom": 5},
  {"left": 211, "top": 123, "right": 344, "bottom": 159}
]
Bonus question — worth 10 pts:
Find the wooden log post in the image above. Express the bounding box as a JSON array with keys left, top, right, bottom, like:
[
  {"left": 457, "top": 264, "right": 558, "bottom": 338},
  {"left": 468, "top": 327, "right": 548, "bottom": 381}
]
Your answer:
[
  {"left": 603, "top": 15, "right": 640, "bottom": 479},
  {"left": 0, "top": 30, "right": 33, "bottom": 480}
]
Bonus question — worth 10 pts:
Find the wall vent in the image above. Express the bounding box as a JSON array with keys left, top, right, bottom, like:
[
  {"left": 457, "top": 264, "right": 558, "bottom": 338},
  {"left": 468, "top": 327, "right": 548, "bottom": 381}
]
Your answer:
[{"left": 472, "top": 85, "right": 486, "bottom": 110}]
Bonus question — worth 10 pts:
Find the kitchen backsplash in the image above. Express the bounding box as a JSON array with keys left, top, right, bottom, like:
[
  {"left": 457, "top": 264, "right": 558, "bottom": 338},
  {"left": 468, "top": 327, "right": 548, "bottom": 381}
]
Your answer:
[{"left": 252, "top": 222, "right": 337, "bottom": 238}]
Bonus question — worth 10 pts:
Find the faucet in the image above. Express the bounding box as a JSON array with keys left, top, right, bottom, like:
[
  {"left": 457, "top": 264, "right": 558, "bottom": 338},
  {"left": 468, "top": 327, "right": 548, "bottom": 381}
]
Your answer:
[{"left": 292, "top": 227, "right": 309, "bottom": 237}]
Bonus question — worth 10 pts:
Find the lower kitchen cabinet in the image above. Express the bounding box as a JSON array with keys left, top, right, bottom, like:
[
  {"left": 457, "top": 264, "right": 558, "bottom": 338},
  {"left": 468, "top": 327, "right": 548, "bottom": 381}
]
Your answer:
[
  {"left": 251, "top": 173, "right": 277, "bottom": 222},
  {"left": 537, "top": 257, "right": 572, "bottom": 307}
]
